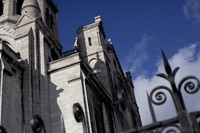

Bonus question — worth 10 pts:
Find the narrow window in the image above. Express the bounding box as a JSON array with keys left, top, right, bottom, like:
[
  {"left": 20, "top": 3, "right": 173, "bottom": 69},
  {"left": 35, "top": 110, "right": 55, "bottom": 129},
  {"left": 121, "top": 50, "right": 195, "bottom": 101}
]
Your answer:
[
  {"left": 88, "top": 37, "right": 92, "bottom": 46},
  {"left": 17, "top": 0, "right": 24, "bottom": 15},
  {"left": 50, "top": 14, "right": 54, "bottom": 30},
  {"left": 113, "top": 59, "right": 117, "bottom": 68},
  {"left": 51, "top": 49, "right": 59, "bottom": 60},
  {"left": 0, "top": 0, "right": 3, "bottom": 16},
  {"left": 48, "top": 57, "right": 51, "bottom": 62},
  {"left": 46, "top": 8, "right": 50, "bottom": 26}
]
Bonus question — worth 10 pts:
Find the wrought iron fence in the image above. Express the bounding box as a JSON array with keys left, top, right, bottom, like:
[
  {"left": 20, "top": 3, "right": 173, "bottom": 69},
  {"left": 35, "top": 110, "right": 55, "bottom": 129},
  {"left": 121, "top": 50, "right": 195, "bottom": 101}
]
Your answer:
[
  {"left": 0, "top": 114, "right": 46, "bottom": 133},
  {"left": 62, "top": 49, "right": 78, "bottom": 57},
  {"left": 0, "top": 103, "right": 85, "bottom": 133},
  {"left": 0, "top": 125, "right": 7, "bottom": 133},
  {"left": 30, "top": 115, "right": 46, "bottom": 133},
  {"left": 126, "top": 50, "right": 200, "bottom": 133}
]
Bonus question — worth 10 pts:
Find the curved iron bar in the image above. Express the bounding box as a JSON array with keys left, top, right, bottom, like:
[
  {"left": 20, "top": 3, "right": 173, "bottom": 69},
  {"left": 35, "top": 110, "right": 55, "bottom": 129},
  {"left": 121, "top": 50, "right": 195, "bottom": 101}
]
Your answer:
[
  {"left": 150, "top": 86, "right": 174, "bottom": 105},
  {"left": 30, "top": 114, "right": 46, "bottom": 133},
  {"left": 197, "top": 116, "right": 200, "bottom": 123},
  {"left": 161, "top": 124, "right": 181, "bottom": 133},
  {"left": 178, "top": 76, "right": 200, "bottom": 94},
  {"left": 0, "top": 126, "right": 7, "bottom": 133},
  {"left": 157, "top": 50, "right": 186, "bottom": 110},
  {"left": 157, "top": 50, "right": 180, "bottom": 94}
]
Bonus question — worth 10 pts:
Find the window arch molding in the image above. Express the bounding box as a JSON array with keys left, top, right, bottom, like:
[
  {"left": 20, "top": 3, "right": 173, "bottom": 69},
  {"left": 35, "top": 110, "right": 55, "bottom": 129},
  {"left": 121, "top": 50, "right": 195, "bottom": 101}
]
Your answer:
[{"left": 89, "top": 58, "right": 97, "bottom": 68}]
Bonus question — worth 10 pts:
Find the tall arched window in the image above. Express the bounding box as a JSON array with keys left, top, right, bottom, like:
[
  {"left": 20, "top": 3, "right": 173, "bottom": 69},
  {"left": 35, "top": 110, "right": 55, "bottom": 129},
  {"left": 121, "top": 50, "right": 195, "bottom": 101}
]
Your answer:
[
  {"left": 46, "top": 8, "right": 50, "bottom": 26},
  {"left": 17, "top": 0, "right": 24, "bottom": 15},
  {"left": 0, "top": 0, "right": 3, "bottom": 16},
  {"left": 95, "top": 109, "right": 105, "bottom": 133}
]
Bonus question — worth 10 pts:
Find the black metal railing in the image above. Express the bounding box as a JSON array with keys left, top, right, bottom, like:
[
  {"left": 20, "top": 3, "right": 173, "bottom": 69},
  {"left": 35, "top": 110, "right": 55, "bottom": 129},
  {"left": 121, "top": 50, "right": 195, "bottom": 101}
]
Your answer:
[
  {"left": 62, "top": 49, "right": 78, "bottom": 57},
  {"left": 126, "top": 50, "right": 200, "bottom": 133}
]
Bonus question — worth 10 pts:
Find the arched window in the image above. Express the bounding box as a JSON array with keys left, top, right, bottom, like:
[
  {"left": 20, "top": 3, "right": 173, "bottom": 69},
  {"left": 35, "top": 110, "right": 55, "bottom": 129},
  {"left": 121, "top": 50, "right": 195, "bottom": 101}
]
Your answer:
[
  {"left": 88, "top": 37, "right": 92, "bottom": 46},
  {"left": 46, "top": 8, "right": 50, "bottom": 26},
  {"left": 0, "top": 0, "right": 3, "bottom": 16},
  {"left": 95, "top": 109, "right": 105, "bottom": 133},
  {"left": 16, "top": 0, "right": 24, "bottom": 15}
]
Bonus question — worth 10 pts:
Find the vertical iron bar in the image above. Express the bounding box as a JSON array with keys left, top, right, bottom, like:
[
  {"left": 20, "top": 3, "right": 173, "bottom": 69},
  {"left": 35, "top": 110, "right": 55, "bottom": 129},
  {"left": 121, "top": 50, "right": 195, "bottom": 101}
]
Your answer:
[{"left": 160, "top": 50, "right": 194, "bottom": 133}]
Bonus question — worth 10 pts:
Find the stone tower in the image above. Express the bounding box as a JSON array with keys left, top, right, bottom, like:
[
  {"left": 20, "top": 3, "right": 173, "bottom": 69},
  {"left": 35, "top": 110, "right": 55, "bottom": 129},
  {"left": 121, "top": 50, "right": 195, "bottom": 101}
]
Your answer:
[
  {"left": 0, "top": 0, "right": 141, "bottom": 133},
  {"left": 76, "top": 16, "right": 142, "bottom": 132},
  {"left": 0, "top": 0, "right": 22, "bottom": 27},
  {"left": 0, "top": 0, "right": 61, "bottom": 132}
]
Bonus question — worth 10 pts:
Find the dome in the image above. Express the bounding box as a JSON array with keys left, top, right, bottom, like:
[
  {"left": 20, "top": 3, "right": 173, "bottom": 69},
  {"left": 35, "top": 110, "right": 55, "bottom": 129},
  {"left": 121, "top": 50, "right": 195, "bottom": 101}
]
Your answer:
[{"left": 21, "top": 0, "right": 41, "bottom": 18}]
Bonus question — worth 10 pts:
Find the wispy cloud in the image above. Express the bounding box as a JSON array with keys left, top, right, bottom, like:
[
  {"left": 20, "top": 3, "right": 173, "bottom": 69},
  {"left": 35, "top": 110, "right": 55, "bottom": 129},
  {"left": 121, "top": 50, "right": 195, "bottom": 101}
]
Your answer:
[
  {"left": 124, "top": 34, "right": 156, "bottom": 75},
  {"left": 183, "top": 0, "right": 200, "bottom": 23},
  {"left": 134, "top": 43, "right": 200, "bottom": 125}
]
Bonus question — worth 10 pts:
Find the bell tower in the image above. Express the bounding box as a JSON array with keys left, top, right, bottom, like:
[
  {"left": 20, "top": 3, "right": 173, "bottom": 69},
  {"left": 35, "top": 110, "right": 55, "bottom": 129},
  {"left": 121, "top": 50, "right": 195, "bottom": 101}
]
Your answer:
[
  {"left": 13, "top": 0, "right": 61, "bottom": 132},
  {"left": 0, "top": 0, "right": 24, "bottom": 27},
  {"left": 0, "top": 0, "right": 59, "bottom": 39},
  {"left": 41, "top": 0, "right": 59, "bottom": 39}
]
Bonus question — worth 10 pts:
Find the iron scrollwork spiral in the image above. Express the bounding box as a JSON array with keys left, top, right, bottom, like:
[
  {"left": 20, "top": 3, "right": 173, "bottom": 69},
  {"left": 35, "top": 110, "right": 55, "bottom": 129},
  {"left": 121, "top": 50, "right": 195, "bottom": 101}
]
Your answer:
[
  {"left": 73, "top": 103, "right": 84, "bottom": 123},
  {"left": 150, "top": 86, "right": 173, "bottom": 105},
  {"left": 30, "top": 114, "right": 46, "bottom": 133},
  {"left": 178, "top": 76, "right": 200, "bottom": 94},
  {"left": 0, "top": 126, "right": 7, "bottom": 133},
  {"left": 161, "top": 124, "right": 181, "bottom": 133}
]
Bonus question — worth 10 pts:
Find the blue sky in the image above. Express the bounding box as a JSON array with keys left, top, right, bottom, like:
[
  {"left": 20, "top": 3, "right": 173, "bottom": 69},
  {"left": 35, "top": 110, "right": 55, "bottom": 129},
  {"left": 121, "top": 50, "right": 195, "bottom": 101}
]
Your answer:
[
  {"left": 54, "top": 0, "right": 200, "bottom": 125},
  {"left": 55, "top": 0, "right": 200, "bottom": 77}
]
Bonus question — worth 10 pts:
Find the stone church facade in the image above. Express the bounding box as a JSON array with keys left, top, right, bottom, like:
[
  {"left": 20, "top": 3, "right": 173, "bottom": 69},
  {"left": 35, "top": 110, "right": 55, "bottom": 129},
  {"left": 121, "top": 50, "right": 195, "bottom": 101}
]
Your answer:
[{"left": 0, "top": 0, "right": 141, "bottom": 132}]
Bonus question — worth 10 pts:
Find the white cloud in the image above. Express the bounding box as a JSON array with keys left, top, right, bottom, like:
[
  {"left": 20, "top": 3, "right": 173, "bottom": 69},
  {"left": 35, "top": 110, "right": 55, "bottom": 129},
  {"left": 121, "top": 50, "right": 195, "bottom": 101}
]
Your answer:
[
  {"left": 134, "top": 43, "right": 200, "bottom": 125},
  {"left": 183, "top": 0, "right": 200, "bottom": 23},
  {"left": 124, "top": 34, "right": 156, "bottom": 75}
]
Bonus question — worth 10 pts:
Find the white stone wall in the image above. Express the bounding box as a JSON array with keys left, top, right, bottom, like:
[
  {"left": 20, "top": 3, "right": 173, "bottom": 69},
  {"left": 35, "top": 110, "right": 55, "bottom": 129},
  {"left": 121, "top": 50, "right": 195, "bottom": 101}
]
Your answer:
[
  {"left": 39, "top": 32, "right": 52, "bottom": 133},
  {"left": 0, "top": 61, "right": 23, "bottom": 133},
  {"left": 49, "top": 54, "right": 86, "bottom": 133},
  {"left": 0, "top": 0, "right": 142, "bottom": 131}
]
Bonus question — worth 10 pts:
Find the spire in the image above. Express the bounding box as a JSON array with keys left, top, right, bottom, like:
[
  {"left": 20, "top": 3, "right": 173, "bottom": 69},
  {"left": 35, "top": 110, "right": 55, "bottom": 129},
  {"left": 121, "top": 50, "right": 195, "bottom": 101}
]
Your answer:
[{"left": 21, "top": 0, "right": 41, "bottom": 18}]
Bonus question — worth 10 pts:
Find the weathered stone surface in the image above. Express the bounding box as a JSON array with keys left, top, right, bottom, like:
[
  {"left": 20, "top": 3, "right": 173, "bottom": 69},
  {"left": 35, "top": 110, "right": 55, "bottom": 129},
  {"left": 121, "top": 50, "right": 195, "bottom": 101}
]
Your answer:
[{"left": 0, "top": 1, "right": 141, "bottom": 133}]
